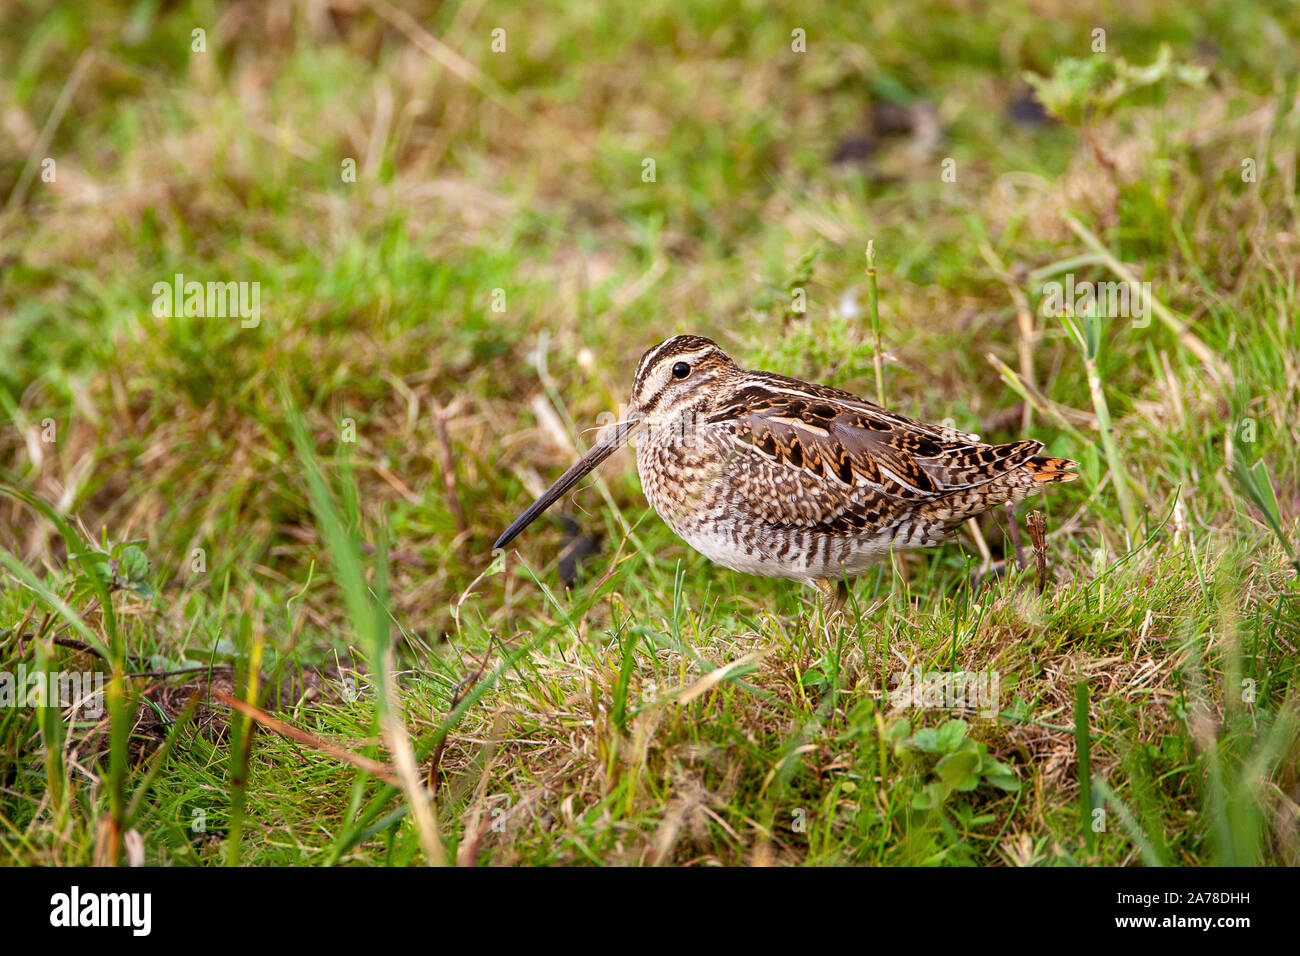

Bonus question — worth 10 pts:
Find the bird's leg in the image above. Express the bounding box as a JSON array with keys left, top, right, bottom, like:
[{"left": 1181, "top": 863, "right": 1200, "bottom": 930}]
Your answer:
[
  {"left": 812, "top": 577, "right": 850, "bottom": 619},
  {"left": 809, "top": 578, "right": 852, "bottom": 646},
  {"left": 834, "top": 579, "right": 850, "bottom": 615}
]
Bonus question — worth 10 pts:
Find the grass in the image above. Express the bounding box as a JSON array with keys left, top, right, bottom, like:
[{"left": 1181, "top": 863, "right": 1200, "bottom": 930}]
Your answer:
[{"left": 1, "top": 0, "right": 1298, "bottom": 866}]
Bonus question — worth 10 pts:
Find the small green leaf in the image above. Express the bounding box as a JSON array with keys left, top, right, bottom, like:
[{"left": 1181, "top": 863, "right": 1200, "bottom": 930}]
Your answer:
[
  {"left": 117, "top": 544, "right": 149, "bottom": 582},
  {"left": 911, "top": 783, "right": 943, "bottom": 810},
  {"left": 126, "top": 580, "right": 154, "bottom": 600},
  {"left": 982, "top": 759, "right": 1022, "bottom": 792},
  {"left": 934, "top": 719, "right": 969, "bottom": 753},
  {"left": 212, "top": 638, "right": 241, "bottom": 658},
  {"left": 885, "top": 718, "right": 912, "bottom": 749},
  {"left": 1024, "top": 44, "right": 1207, "bottom": 127},
  {"left": 799, "top": 662, "right": 827, "bottom": 689},
  {"left": 910, "top": 727, "right": 941, "bottom": 753},
  {"left": 936, "top": 749, "right": 981, "bottom": 791},
  {"left": 1227, "top": 457, "right": 1299, "bottom": 573},
  {"left": 1082, "top": 312, "right": 1101, "bottom": 361}
]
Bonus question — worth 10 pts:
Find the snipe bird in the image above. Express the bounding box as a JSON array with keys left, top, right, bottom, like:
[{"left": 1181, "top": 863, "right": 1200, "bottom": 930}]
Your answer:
[{"left": 495, "top": 335, "right": 1077, "bottom": 598}]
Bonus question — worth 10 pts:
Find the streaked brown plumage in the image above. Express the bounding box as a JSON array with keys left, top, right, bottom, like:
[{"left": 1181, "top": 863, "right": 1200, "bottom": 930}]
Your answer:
[{"left": 496, "top": 335, "right": 1077, "bottom": 591}]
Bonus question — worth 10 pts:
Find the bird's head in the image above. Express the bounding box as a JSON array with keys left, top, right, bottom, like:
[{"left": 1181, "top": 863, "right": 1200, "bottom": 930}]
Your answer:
[
  {"left": 627, "top": 334, "right": 738, "bottom": 427},
  {"left": 492, "top": 334, "right": 736, "bottom": 550}
]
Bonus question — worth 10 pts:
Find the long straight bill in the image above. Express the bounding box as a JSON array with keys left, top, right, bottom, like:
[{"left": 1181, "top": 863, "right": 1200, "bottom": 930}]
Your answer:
[{"left": 493, "top": 415, "right": 643, "bottom": 550}]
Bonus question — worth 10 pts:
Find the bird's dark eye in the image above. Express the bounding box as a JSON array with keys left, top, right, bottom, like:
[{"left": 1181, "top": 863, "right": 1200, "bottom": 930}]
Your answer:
[{"left": 671, "top": 361, "right": 691, "bottom": 379}]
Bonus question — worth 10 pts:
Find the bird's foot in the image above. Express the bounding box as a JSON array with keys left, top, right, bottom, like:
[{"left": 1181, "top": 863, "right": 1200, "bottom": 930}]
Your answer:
[{"left": 811, "top": 578, "right": 852, "bottom": 640}]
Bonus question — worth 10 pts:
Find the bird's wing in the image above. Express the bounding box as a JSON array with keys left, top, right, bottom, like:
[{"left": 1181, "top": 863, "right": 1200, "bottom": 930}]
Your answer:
[{"left": 703, "top": 373, "right": 1041, "bottom": 528}]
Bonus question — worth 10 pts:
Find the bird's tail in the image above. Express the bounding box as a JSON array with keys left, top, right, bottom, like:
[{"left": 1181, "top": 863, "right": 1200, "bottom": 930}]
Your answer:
[{"left": 1027, "top": 455, "right": 1079, "bottom": 483}]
